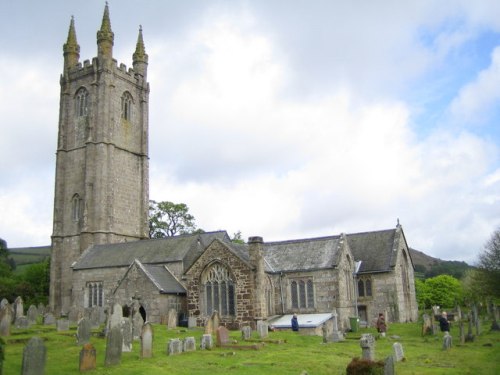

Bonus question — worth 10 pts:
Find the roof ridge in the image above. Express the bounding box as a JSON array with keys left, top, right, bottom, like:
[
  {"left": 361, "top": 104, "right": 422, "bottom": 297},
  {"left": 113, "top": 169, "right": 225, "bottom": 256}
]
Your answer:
[{"left": 265, "top": 235, "right": 341, "bottom": 245}]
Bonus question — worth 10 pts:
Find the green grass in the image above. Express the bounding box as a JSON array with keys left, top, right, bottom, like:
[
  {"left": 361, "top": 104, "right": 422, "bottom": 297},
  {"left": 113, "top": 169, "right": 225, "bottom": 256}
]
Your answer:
[{"left": 2, "top": 321, "right": 499, "bottom": 374}]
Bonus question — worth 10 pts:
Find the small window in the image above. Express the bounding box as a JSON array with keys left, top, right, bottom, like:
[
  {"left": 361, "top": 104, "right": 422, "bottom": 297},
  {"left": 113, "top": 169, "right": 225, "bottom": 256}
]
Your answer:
[
  {"left": 358, "top": 279, "right": 365, "bottom": 297},
  {"left": 87, "top": 281, "right": 103, "bottom": 307},
  {"left": 290, "top": 278, "right": 314, "bottom": 310},
  {"left": 121, "top": 92, "right": 133, "bottom": 120},
  {"left": 72, "top": 194, "right": 82, "bottom": 222},
  {"left": 366, "top": 279, "right": 372, "bottom": 297},
  {"left": 75, "top": 88, "right": 89, "bottom": 117}
]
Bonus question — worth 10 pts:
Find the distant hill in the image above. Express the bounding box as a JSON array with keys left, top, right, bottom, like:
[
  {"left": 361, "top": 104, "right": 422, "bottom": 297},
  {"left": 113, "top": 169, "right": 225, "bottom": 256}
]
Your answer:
[
  {"left": 409, "top": 248, "right": 473, "bottom": 279},
  {"left": 8, "top": 245, "right": 51, "bottom": 268}
]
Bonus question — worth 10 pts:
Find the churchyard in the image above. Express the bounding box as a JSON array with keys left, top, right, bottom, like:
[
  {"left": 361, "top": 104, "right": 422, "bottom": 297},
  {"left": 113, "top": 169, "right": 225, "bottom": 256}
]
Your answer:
[{"left": 1, "top": 309, "right": 499, "bottom": 374}]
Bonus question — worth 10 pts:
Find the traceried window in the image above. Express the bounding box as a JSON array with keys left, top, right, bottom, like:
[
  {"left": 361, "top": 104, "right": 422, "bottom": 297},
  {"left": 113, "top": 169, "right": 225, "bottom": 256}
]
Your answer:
[
  {"left": 291, "top": 278, "right": 314, "bottom": 310},
  {"left": 71, "top": 194, "right": 82, "bottom": 222},
  {"left": 357, "top": 277, "right": 373, "bottom": 298},
  {"left": 75, "top": 88, "right": 89, "bottom": 117},
  {"left": 202, "top": 263, "right": 236, "bottom": 316},
  {"left": 121, "top": 91, "right": 133, "bottom": 120},
  {"left": 87, "top": 281, "right": 103, "bottom": 307}
]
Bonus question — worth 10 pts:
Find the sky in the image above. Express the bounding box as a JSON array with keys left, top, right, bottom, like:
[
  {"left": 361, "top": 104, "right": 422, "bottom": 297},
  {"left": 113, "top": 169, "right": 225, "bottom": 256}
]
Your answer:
[{"left": 1, "top": 0, "right": 499, "bottom": 264}]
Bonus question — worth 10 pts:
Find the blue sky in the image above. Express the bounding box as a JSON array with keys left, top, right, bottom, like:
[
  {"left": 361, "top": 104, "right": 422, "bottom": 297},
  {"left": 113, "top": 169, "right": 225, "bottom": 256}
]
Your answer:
[{"left": 1, "top": 0, "right": 499, "bottom": 264}]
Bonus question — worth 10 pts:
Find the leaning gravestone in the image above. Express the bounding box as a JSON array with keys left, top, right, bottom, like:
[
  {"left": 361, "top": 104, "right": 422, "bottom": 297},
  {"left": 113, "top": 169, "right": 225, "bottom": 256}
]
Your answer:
[
  {"left": 14, "top": 296, "right": 24, "bottom": 320},
  {"left": 79, "top": 343, "right": 96, "bottom": 372},
  {"left": 140, "top": 323, "right": 153, "bottom": 358},
  {"left": 241, "top": 326, "right": 252, "bottom": 340},
  {"left": 21, "top": 336, "right": 46, "bottom": 375},
  {"left": 121, "top": 318, "right": 132, "bottom": 352},
  {"left": 360, "top": 333, "right": 375, "bottom": 361},
  {"left": 77, "top": 317, "right": 92, "bottom": 345},
  {"left": 442, "top": 332, "right": 452, "bottom": 350},
  {"left": 104, "top": 326, "right": 123, "bottom": 366},
  {"left": 27, "top": 305, "right": 38, "bottom": 325},
  {"left": 392, "top": 342, "right": 404, "bottom": 362},
  {"left": 0, "top": 306, "right": 12, "bottom": 336},
  {"left": 200, "top": 334, "right": 213, "bottom": 350},
  {"left": 167, "top": 338, "right": 182, "bottom": 355},
  {"left": 167, "top": 308, "right": 177, "bottom": 329},
  {"left": 183, "top": 337, "right": 196, "bottom": 352},
  {"left": 16, "top": 316, "right": 30, "bottom": 329},
  {"left": 256, "top": 320, "right": 268, "bottom": 339}
]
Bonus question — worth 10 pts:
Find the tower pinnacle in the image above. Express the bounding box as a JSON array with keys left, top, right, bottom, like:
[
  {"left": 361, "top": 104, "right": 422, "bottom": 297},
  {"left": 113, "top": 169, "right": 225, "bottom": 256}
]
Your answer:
[
  {"left": 97, "top": 2, "right": 114, "bottom": 62},
  {"left": 133, "top": 25, "right": 148, "bottom": 78},
  {"left": 63, "top": 16, "right": 80, "bottom": 71}
]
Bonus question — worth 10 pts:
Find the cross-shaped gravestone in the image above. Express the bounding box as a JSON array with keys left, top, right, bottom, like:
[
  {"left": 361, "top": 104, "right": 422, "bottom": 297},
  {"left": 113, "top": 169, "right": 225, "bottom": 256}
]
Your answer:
[{"left": 360, "top": 333, "right": 375, "bottom": 361}]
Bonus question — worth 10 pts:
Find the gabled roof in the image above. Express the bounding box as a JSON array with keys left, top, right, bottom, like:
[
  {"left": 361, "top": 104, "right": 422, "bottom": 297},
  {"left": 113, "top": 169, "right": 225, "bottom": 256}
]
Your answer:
[
  {"left": 263, "top": 236, "right": 344, "bottom": 272},
  {"left": 346, "top": 228, "right": 398, "bottom": 273},
  {"left": 73, "top": 231, "right": 229, "bottom": 270}
]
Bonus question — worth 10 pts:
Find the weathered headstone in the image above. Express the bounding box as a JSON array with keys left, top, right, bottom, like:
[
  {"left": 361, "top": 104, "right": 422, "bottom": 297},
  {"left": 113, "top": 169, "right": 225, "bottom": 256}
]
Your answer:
[
  {"left": 422, "top": 313, "right": 433, "bottom": 336},
  {"left": 0, "top": 299, "right": 8, "bottom": 310},
  {"left": 27, "top": 305, "right": 37, "bottom": 325},
  {"left": 167, "top": 308, "right": 177, "bottom": 329},
  {"left": 473, "top": 305, "right": 481, "bottom": 336},
  {"left": 15, "top": 316, "right": 30, "bottom": 329},
  {"left": 79, "top": 343, "right": 96, "bottom": 372},
  {"left": 360, "top": 333, "right": 375, "bottom": 361},
  {"left": 331, "top": 310, "right": 344, "bottom": 342},
  {"left": 216, "top": 326, "right": 230, "bottom": 347},
  {"left": 200, "top": 334, "right": 213, "bottom": 350},
  {"left": 121, "top": 318, "right": 132, "bottom": 352},
  {"left": 392, "top": 342, "right": 404, "bottom": 361},
  {"left": 183, "top": 337, "right": 196, "bottom": 352},
  {"left": 256, "top": 320, "right": 268, "bottom": 339},
  {"left": 21, "top": 336, "right": 46, "bottom": 375},
  {"left": 188, "top": 316, "right": 197, "bottom": 328},
  {"left": 77, "top": 317, "right": 92, "bottom": 345},
  {"left": 68, "top": 306, "right": 82, "bottom": 324},
  {"left": 104, "top": 326, "right": 123, "bottom": 366},
  {"left": 384, "top": 355, "right": 395, "bottom": 375},
  {"left": 87, "top": 307, "right": 100, "bottom": 328},
  {"left": 14, "top": 296, "right": 24, "bottom": 320},
  {"left": 43, "top": 313, "right": 55, "bottom": 325},
  {"left": 132, "top": 312, "right": 144, "bottom": 340},
  {"left": 0, "top": 305, "right": 12, "bottom": 336},
  {"left": 108, "top": 303, "right": 123, "bottom": 332},
  {"left": 241, "top": 326, "right": 252, "bottom": 340},
  {"left": 204, "top": 316, "right": 213, "bottom": 334},
  {"left": 36, "top": 303, "right": 45, "bottom": 317},
  {"left": 57, "top": 319, "right": 70, "bottom": 331},
  {"left": 442, "top": 331, "right": 452, "bottom": 350},
  {"left": 140, "top": 323, "right": 153, "bottom": 358},
  {"left": 167, "top": 338, "right": 182, "bottom": 355}
]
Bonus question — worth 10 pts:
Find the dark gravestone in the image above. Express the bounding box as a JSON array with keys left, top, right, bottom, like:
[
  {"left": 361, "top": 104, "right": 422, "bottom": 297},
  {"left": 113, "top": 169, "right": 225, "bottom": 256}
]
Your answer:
[
  {"left": 79, "top": 343, "right": 96, "bottom": 372},
  {"left": 121, "top": 318, "right": 132, "bottom": 352},
  {"left": 140, "top": 323, "right": 153, "bottom": 358},
  {"left": 384, "top": 355, "right": 395, "bottom": 375},
  {"left": 0, "top": 305, "right": 12, "bottom": 336},
  {"left": 77, "top": 318, "right": 92, "bottom": 345},
  {"left": 104, "top": 326, "right": 123, "bottom": 366},
  {"left": 27, "top": 305, "right": 38, "bottom": 325},
  {"left": 216, "top": 326, "right": 230, "bottom": 347},
  {"left": 21, "top": 337, "right": 46, "bottom": 375}
]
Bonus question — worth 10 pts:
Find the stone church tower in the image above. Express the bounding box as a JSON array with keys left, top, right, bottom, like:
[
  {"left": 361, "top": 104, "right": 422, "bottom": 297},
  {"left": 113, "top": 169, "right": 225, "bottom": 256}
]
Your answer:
[{"left": 50, "top": 5, "right": 150, "bottom": 314}]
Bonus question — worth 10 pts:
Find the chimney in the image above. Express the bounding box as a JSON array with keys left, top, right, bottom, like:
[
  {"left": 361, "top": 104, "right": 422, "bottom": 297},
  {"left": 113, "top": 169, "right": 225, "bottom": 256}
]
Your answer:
[{"left": 248, "top": 236, "right": 267, "bottom": 320}]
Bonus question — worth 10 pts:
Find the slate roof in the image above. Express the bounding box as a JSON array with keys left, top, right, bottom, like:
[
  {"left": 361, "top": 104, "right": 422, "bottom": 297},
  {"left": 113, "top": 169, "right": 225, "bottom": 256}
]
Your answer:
[
  {"left": 263, "top": 236, "right": 343, "bottom": 272},
  {"left": 139, "top": 262, "right": 186, "bottom": 294},
  {"left": 346, "top": 229, "right": 398, "bottom": 273},
  {"left": 73, "top": 231, "right": 230, "bottom": 270}
]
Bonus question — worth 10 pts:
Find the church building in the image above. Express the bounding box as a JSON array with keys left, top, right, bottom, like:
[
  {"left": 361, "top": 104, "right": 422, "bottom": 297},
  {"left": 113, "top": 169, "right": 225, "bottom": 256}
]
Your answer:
[{"left": 50, "top": 5, "right": 418, "bottom": 331}]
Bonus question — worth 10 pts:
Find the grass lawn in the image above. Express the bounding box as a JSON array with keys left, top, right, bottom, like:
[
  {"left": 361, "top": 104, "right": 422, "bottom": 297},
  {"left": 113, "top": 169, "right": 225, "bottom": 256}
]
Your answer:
[{"left": 2, "top": 321, "right": 499, "bottom": 374}]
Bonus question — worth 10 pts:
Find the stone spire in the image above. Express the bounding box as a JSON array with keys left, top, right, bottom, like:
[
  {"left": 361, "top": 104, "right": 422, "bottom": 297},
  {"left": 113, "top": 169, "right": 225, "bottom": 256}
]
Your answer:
[
  {"left": 133, "top": 25, "right": 148, "bottom": 78},
  {"left": 97, "top": 2, "right": 114, "bottom": 63},
  {"left": 63, "top": 16, "right": 80, "bottom": 71}
]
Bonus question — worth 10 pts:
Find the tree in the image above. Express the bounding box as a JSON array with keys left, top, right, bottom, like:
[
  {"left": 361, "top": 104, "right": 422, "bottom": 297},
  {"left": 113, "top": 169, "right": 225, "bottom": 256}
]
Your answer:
[
  {"left": 418, "top": 275, "right": 463, "bottom": 309},
  {"left": 149, "top": 200, "right": 197, "bottom": 238},
  {"left": 476, "top": 227, "right": 500, "bottom": 299},
  {"left": 231, "top": 231, "right": 245, "bottom": 244}
]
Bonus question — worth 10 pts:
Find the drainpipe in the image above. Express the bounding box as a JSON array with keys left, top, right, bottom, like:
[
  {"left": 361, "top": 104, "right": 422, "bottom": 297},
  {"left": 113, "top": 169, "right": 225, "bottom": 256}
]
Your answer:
[{"left": 279, "top": 272, "right": 285, "bottom": 314}]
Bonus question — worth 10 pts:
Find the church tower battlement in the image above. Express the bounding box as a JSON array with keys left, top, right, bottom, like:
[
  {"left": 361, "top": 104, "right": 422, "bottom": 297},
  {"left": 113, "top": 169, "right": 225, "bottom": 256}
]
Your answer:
[{"left": 50, "top": 4, "right": 150, "bottom": 314}]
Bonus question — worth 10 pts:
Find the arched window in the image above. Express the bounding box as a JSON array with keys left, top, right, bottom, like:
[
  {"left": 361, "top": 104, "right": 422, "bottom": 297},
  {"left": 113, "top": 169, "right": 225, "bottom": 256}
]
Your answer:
[
  {"left": 307, "top": 279, "right": 315, "bottom": 308},
  {"left": 290, "top": 278, "right": 315, "bottom": 310},
  {"left": 121, "top": 91, "right": 133, "bottom": 120},
  {"left": 358, "top": 279, "right": 365, "bottom": 297},
  {"left": 86, "top": 281, "right": 103, "bottom": 307},
  {"left": 75, "top": 88, "right": 89, "bottom": 117},
  {"left": 291, "top": 281, "right": 298, "bottom": 309},
  {"left": 366, "top": 279, "right": 372, "bottom": 297},
  {"left": 72, "top": 194, "right": 82, "bottom": 222},
  {"left": 202, "top": 263, "right": 236, "bottom": 316}
]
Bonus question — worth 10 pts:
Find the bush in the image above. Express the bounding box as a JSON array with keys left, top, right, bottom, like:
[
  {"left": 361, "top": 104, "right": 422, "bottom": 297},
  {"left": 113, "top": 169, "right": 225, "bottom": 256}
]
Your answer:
[{"left": 346, "top": 357, "right": 385, "bottom": 375}]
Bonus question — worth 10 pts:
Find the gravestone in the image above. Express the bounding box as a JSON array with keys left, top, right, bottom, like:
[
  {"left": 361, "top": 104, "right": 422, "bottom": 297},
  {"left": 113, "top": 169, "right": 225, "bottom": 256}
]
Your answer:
[
  {"left": 108, "top": 303, "right": 123, "bottom": 332},
  {"left": 473, "top": 305, "right": 481, "bottom": 336},
  {"left": 14, "top": 296, "right": 24, "bottom": 320},
  {"left": 57, "top": 319, "right": 70, "bottom": 331},
  {"left": 77, "top": 317, "right": 92, "bottom": 345},
  {"left": 167, "top": 338, "right": 182, "bottom": 355},
  {"left": 104, "top": 326, "right": 123, "bottom": 366},
  {"left": 256, "top": 320, "right": 268, "bottom": 339},
  {"left": 79, "top": 343, "right": 96, "bottom": 372},
  {"left": 121, "top": 318, "right": 132, "bottom": 352},
  {"left": 68, "top": 306, "right": 82, "bottom": 324},
  {"left": 0, "top": 299, "right": 8, "bottom": 309},
  {"left": 188, "top": 316, "right": 197, "bottom": 328},
  {"left": 88, "top": 307, "right": 101, "bottom": 328},
  {"left": 216, "top": 326, "right": 230, "bottom": 347},
  {"left": 0, "top": 305, "right": 12, "bottom": 336},
  {"left": 384, "top": 355, "right": 395, "bottom": 375},
  {"left": 36, "top": 303, "right": 45, "bottom": 316},
  {"left": 204, "top": 316, "right": 213, "bottom": 334},
  {"left": 331, "top": 310, "right": 344, "bottom": 342},
  {"left": 422, "top": 314, "right": 433, "bottom": 336},
  {"left": 360, "top": 333, "right": 375, "bottom": 361},
  {"left": 200, "top": 334, "right": 213, "bottom": 350},
  {"left": 43, "top": 313, "right": 55, "bottom": 325},
  {"left": 392, "top": 342, "right": 404, "bottom": 361},
  {"left": 140, "top": 323, "right": 153, "bottom": 358},
  {"left": 167, "top": 308, "right": 177, "bottom": 329},
  {"left": 21, "top": 336, "right": 46, "bottom": 375},
  {"left": 27, "top": 305, "right": 38, "bottom": 325},
  {"left": 241, "top": 326, "right": 252, "bottom": 340},
  {"left": 132, "top": 312, "right": 144, "bottom": 340},
  {"left": 442, "top": 331, "right": 452, "bottom": 350},
  {"left": 183, "top": 337, "right": 196, "bottom": 352},
  {"left": 16, "top": 316, "right": 30, "bottom": 329}
]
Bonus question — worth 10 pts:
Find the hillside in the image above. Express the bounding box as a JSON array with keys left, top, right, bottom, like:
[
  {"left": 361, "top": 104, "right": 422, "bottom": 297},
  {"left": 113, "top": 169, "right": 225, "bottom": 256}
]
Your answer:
[{"left": 409, "top": 247, "right": 473, "bottom": 279}]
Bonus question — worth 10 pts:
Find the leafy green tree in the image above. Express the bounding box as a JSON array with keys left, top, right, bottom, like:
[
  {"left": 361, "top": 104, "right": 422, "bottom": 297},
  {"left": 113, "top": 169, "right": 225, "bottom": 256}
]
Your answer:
[
  {"left": 423, "top": 274, "right": 463, "bottom": 308},
  {"left": 415, "top": 278, "right": 431, "bottom": 308},
  {"left": 476, "top": 227, "right": 500, "bottom": 299},
  {"left": 149, "top": 200, "right": 197, "bottom": 238},
  {"left": 21, "top": 259, "right": 50, "bottom": 305},
  {"left": 231, "top": 231, "right": 245, "bottom": 244}
]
